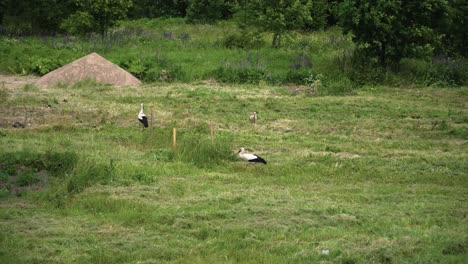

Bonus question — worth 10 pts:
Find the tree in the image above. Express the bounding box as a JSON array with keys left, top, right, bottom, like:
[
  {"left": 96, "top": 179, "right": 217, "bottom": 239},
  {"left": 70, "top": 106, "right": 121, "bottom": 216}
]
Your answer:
[
  {"left": 71, "top": 0, "right": 133, "bottom": 35},
  {"left": 128, "top": 0, "right": 188, "bottom": 19},
  {"left": 437, "top": 0, "right": 467, "bottom": 57},
  {"left": 303, "top": 0, "right": 328, "bottom": 31},
  {"left": 0, "top": 0, "right": 74, "bottom": 34},
  {"left": 237, "top": 0, "right": 312, "bottom": 48},
  {"left": 339, "top": 0, "right": 451, "bottom": 65},
  {"left": 186, "top": 0, "right": 238, "bottom": 24}
]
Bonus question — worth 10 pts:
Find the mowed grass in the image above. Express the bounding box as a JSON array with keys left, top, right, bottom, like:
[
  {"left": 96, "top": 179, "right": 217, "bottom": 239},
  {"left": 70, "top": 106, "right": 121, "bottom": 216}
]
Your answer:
[{"left": 0, "top": 79, "right": 467, "bottom": 263}]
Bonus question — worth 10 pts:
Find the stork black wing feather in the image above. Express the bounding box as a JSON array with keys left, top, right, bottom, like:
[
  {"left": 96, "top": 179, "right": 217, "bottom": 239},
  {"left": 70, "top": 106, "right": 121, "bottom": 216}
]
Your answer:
[{"left": 139, "top": 116, "right": 149, "bottom": 127}]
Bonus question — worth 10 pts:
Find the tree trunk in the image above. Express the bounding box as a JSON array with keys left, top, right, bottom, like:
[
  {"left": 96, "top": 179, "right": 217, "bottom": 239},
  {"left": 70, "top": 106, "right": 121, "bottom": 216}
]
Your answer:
[{"left": 272, "top": 33, "right": 282, "bottom": 48}]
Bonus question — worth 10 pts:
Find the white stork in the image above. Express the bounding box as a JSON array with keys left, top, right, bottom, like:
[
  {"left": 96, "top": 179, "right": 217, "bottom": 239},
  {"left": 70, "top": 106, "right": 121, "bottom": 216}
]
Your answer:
[
  {"left": 138, "top": 103, "right": 149, "bottom": 128},
  {"left": 235, "top": 147, "right": 267, "bottom": 165},
  {"left": 249, "top": 112, "right": 258, "bottom": 124}
]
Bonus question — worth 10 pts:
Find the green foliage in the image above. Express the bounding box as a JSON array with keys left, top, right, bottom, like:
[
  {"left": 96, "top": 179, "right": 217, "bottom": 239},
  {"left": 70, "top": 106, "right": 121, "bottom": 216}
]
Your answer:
[
  {"left": 286, "top": 68, "right": 312, "bottom": 84},
  {"left": 237, "top": 0, "right": 313, "bottom": 47},
  {"left": 60, "top": 11, "right": 93, "bottom": 35},
  {"left": 339, "top": 0, "right": 453, "bottom": 65},
  {"left": 316, "top": 75, "right": 354, "bottom": 96},
  {"left": 424, "top": 60, "right": 467, "bottom": 86},
  {"left": 30, "top": 57, "right": 64, "bottom": 75},
  {"left": 128, "top": 0, "right": 188, "bottom": 19},
  {"left": 304, "top": 0, "right": 329, "bottom": 31},
  {"left": 0, "top": 0, "right": 75, "bottom": 34},
  {"left": 212, "top": 52, "right": 270, "bottom": 84},
  {"left": 16, "top": 171, "right": 40, "bottom": 187},
  {"left": 286, "top": 53, "right": 313, "bottom": 83},
  {"left": 0, "top": 17, "right": 465, "bottom": 87},
  {"left": 0, "top": 150, "right": 78, "bottom": 178},
  {"left": 170, "top": 131, "right": 235, "bottom": 168},
  {"left": 118, "top": 54, "right": 186, "bottom": 82},
  {"left": 186, "top": 0, "right": 237, "bottom": 24},
  {"left": 66, "top": 160, "right": 114, "bottom": 194},
  {"left": 71, "top": 0, "right": 133, "bottom": 35},
  {"left": 221, "top": 30, "right": 265, "bottom": 49},
  {"left": 42, "top": 151, "right": 79, "bottom": 177}
]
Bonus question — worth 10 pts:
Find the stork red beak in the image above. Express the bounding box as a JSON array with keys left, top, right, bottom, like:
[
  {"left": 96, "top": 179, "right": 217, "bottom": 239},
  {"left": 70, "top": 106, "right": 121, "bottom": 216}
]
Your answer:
[{"left": 235, "top": 149, "right": 241, "bottom": 155}]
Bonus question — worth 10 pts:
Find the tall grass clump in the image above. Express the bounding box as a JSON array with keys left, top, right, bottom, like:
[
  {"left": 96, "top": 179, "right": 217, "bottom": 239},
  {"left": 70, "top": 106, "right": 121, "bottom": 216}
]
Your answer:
[
  {"left": 305, "top": 72, "right": 355, "bottom": 96},
  {"left": 169, "top": 131, "right": 236, "bottom": 168},
  {"left": 211, "top": 52, "right": 272, "bottom": 84},
  {"left": 65, "top": 159, "right": 115, "bottom": 194},
  {"left": 0, "top": 150, "right": 78, "bottom": 177},
  {"left": 285, "top": 53, "right": 313, "bottom": 84}
]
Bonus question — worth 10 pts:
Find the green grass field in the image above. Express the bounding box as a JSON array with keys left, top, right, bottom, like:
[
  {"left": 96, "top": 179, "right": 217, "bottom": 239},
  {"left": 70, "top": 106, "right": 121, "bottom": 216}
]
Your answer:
[{"left": 0, "top": 77, "right": 467, "bottom": 263}]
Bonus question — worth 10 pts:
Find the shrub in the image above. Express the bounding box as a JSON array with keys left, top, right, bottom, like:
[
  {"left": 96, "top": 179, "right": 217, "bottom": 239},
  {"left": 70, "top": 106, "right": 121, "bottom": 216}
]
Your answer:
[
  {"left": 186, "top": 0, "right": 234, "bottom": 24},
  {"left": 60, "top": 11, "right": 94, "bottom": 36},
  {"left": 30, "top": 57, "right": 64, "bottom": 75},
  {"left": 221, "top": 30, "right": 265, "bottom": 49},
  {"left": 118, "top": 54, "right": 186, "bottom": 83},
  {"left": 285, "top": 69, "right": 312, "bottom": 84},
  {"left": 425, "top": 60, "right": 467, "bottom": 86}
]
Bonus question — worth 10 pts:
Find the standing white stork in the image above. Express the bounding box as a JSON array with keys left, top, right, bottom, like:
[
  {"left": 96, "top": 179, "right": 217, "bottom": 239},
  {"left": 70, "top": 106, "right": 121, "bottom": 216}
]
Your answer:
[
  {"left": 249, "top": 112, "right": 258, "bottom": 124},
  {"left": 138, "top": 103, "right": 149, "bottom": 128},
  {"left": 249, "top": 111, "right": 258, "bottom": 129},
  {"left": 235, "top": 147, "right": 267, "bottom": 165}
]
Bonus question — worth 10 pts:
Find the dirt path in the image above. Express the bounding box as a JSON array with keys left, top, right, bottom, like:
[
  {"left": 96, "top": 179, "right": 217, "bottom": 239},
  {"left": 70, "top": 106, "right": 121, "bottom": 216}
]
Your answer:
[{"left": 0, "top": 74, "right": 39, "bottom": 88}]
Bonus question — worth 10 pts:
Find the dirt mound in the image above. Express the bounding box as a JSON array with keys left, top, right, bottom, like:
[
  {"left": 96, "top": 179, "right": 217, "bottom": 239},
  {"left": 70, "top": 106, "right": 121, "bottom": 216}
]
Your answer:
[{"left": 35, "top": 52, "right": 141, "bottom": 87}]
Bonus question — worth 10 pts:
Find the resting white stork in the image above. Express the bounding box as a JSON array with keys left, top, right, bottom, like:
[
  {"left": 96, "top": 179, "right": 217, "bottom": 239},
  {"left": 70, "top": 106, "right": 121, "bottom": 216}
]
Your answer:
[
  {"left": 138, "top": 103, "right": 148, "bottom": 128},
  {"left": 235, "top": 147, "right": 267, "bottom": 165}
]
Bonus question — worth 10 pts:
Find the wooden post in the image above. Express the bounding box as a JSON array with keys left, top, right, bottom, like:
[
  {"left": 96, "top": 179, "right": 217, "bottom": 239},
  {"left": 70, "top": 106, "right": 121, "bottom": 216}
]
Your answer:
[
  {"left": 173, "top": 127, "right": 177, "bottom": 147},
  {"left": 150, "top": 111, "right": 154, "bottom": 138},
  {"left": 210, "top": 123, "right": 214, "bottom": 144}
]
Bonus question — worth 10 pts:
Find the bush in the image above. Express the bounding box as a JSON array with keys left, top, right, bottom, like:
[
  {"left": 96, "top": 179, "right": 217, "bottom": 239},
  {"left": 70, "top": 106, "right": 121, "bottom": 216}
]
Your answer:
[
  {"left": 60, "top": 11, "right": 94, "bottom": 36},
  {"left": 285, "top": 69, "right": 312, "bottom": 84},
  {"left": 118, "top": 55, "right": 186, "bottom": 83},
  {"left": 221, "top": 30, "right": 265, "bottom": 49},
  {"left": 30, "top": 57, "right": 64, "bottom": 75},
  {"left": 186, "top": 0, "right": 234, "bottom": 24},
  {"left": 425, "top": 61, "right": 467, "bottom": 86}
]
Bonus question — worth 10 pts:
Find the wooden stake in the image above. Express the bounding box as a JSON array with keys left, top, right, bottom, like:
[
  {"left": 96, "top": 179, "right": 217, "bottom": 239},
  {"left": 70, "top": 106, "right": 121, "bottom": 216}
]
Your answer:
[
  {"left": 210, "top": 123, "right": 214, "bottom": 144},
  {"left": 173, "top": 127, "right": 177, "bottom": 147},
  {"left": 150, "top": 111, "right": 154, "bottom": 138}
]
